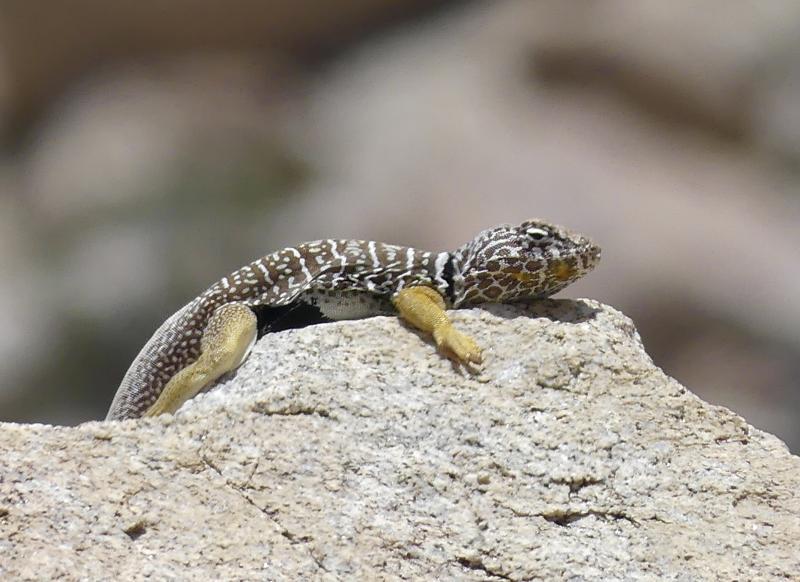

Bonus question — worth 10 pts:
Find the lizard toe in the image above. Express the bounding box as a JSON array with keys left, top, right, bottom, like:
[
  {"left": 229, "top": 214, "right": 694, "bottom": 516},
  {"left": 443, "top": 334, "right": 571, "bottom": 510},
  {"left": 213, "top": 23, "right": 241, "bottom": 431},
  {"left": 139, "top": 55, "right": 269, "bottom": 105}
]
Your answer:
[{"left": 436, "top": 326, "right": 483, "bottom": 365}]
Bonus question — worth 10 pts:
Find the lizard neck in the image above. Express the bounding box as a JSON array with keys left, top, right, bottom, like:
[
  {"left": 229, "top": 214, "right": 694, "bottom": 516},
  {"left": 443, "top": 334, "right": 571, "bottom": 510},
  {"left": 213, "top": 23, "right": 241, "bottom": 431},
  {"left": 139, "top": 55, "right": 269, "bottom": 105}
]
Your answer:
[{"left": 447, "top": 249, "right": 468, "bottom": 308}]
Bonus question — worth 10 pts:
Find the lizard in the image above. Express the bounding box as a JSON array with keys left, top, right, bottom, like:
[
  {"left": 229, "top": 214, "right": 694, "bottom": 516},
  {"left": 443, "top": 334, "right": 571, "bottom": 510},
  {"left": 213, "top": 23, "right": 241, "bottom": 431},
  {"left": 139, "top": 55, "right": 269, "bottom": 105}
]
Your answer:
[{"left": 105, "top": 219, "right": 600, "bottom": 420}]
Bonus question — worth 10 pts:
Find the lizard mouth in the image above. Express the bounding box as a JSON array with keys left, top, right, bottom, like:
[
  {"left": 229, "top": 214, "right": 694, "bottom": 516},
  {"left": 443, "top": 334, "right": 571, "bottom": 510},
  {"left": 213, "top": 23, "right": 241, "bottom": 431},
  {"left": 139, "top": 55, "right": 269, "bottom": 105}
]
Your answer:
[
  {"left": 505, "top": 259, "right": 575, "bottom": 284},
  {"left": 491, "top": 240, "right": 600, "bottom": 296},
  {"left": 506, "top": 256, "right": 587, "bottom": 287}
]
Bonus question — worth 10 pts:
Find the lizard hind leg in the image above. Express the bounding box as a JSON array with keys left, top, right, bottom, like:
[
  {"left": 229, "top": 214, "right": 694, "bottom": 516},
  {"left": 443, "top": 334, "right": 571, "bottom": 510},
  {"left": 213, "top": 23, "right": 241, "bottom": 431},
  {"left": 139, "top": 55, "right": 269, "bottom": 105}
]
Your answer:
[{"left": 144, "top": 302, "right": 257, "bottom": 417}]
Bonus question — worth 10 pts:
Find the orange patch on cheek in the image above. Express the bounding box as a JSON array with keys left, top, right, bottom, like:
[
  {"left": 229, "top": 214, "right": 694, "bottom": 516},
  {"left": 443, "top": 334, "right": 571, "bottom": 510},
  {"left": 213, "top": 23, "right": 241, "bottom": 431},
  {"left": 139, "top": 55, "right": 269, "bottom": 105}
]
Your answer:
[
  {"left": 507, "top": 270, "right": 535, "bottom": 283},
  {"left": 550, "top": 261, "right": 574, "bottom": 282}
]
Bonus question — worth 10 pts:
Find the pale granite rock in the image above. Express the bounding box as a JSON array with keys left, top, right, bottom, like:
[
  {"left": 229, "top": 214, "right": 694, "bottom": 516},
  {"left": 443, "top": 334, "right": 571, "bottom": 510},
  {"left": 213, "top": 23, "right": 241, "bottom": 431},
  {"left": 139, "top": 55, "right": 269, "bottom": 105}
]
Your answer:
[{"left": 1, "top": 301, "right": 798, "bottom": 580}]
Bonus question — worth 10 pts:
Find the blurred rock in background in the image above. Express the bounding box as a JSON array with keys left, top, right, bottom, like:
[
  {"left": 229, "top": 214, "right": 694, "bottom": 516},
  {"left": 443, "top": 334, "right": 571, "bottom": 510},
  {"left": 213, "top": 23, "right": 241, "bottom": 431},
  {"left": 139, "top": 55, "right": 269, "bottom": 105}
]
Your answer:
[{"left": 0, "top": 1, "right": 798, "bottom": 451}]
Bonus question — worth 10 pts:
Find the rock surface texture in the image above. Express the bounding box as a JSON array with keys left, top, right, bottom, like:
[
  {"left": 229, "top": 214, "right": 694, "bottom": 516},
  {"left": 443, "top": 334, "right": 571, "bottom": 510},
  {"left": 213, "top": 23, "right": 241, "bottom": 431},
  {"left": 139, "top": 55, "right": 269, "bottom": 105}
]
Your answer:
[{"left": 1, "top": 301, "right": 798, "bottom": 580}]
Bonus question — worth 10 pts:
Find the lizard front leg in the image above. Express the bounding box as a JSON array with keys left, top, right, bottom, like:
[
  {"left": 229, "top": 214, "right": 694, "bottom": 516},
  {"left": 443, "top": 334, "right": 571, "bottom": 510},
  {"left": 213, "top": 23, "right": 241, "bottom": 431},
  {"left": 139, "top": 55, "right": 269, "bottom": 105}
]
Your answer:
[
  {"left": 392, "top": 286, "right": 482, "bottom": 365},
  {"left": 144, "top": 302, "right": 257, "bottom": 417}
]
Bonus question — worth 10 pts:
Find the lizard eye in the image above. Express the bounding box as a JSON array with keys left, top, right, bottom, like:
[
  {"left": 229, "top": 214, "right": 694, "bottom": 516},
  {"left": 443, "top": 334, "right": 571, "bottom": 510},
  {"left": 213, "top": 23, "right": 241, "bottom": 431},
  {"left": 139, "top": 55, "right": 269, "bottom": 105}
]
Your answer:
[{"left": 526, "top": 227, "right": 551, "bottom": 243}]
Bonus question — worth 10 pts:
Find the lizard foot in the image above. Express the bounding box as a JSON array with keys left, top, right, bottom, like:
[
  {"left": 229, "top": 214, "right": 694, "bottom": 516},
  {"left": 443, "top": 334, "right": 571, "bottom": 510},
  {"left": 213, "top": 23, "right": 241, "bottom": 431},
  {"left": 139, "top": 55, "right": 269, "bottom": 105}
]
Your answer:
[{"left": 434, "top": 324, "right": 483, "bottom": 365}]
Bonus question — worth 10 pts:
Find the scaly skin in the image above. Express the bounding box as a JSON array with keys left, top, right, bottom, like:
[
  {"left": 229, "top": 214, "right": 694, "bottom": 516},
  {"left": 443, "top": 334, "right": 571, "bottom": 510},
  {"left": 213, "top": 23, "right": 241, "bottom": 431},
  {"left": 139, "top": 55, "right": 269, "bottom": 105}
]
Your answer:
[{"left": 106, "top": 219, "right": 600, "bottom": 420}]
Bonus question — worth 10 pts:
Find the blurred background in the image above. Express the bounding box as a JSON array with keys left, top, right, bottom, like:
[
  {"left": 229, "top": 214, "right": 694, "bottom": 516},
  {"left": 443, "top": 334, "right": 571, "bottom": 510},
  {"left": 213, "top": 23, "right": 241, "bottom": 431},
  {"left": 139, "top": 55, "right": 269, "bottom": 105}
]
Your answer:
[{"left": 0, "top": 1, "right": 797, "bottom": 451}]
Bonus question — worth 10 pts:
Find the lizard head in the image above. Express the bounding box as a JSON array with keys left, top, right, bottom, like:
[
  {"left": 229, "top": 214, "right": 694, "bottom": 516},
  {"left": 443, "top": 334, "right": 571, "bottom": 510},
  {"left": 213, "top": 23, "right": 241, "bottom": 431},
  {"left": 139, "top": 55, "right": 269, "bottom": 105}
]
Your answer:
[{"left": 451, "top": 219, "right": 600, "bottom": 307}]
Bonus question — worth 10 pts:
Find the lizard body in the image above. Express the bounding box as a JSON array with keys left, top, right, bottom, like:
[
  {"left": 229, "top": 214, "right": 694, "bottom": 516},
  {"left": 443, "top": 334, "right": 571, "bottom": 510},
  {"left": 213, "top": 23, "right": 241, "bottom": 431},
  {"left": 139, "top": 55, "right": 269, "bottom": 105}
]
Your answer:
[{"left": 106, "top": 219, "right": 600, "bottom": 420}]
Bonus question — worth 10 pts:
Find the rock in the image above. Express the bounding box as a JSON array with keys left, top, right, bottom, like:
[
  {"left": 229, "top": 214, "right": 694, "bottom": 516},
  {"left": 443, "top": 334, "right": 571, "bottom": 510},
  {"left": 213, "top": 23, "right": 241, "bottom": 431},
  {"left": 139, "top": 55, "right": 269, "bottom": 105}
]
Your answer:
[{"left": 1, "top": 301, "right": 798, "bottom": 580}]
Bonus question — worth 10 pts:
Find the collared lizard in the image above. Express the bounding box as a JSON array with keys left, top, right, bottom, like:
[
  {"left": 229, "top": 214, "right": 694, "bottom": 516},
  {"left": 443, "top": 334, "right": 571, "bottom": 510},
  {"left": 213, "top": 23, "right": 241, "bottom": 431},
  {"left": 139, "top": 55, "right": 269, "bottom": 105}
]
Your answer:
[{"left": 106, "top": 219, "right": 600, "bottom": 420}]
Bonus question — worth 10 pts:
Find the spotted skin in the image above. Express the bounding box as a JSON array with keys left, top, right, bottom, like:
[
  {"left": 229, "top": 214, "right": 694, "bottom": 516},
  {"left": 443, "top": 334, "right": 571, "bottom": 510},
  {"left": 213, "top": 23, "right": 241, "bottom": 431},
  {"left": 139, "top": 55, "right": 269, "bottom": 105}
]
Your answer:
[{"left": 106, "top": 219, "right": 600, "bottom": 420}]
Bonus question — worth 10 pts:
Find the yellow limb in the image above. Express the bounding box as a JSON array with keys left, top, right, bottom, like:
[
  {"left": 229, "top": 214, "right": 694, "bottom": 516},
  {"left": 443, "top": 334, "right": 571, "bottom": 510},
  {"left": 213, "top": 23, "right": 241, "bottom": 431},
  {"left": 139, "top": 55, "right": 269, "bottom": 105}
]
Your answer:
[
  {"left": 392, "top": 286, "right": 482, "bottom": 365},
  {"left": 145, "top": 302, "right": 257, "bottom": 417}
]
